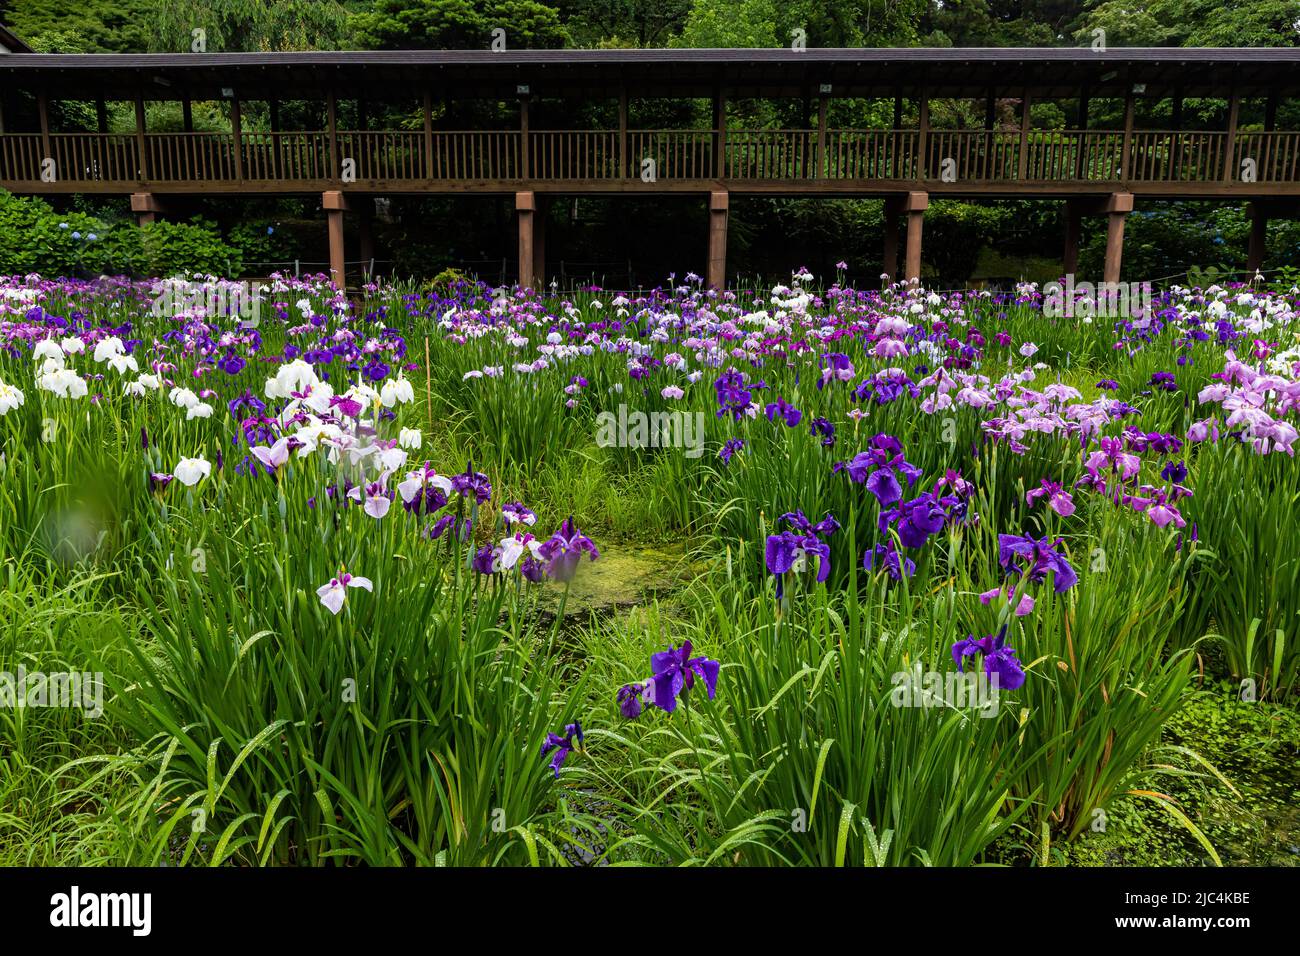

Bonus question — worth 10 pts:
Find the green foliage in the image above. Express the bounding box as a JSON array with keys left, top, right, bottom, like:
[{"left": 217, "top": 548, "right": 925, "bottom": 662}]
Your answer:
[
  {"left": 351, "top": 0, "right": 569, "bottom": 49},
  {"left": 0, "top": 192, "right": 241, "bottom": 278}
]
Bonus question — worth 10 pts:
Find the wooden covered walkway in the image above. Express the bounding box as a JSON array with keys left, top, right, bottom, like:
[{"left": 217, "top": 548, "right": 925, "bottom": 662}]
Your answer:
[{"left": 3, "top": 48, "right": 1298, "bottom": 287}]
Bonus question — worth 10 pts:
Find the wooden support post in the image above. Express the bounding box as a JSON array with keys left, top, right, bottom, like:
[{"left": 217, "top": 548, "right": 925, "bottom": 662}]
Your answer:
[
  {"left": 707, "top": 190, "right": 728, "bottom": 290},
  {"left": 323, "top": 190, "right": 349, "bottom": 290},
  {"left": 182, "top": 97, "right": 193, "bottom": 133},
  {"left": 1222, "top": 88, "right": 1240, "bottom": 183},
  {"left": 230, "top": 97, "right": 244, "bottom": 180},
  {"left": 917, "top": 90, "right": 929, "bottom": 179},
  {"left": 1103, "top": 192, "right": 1133, "bottom": 285},
  {"left": 516, "top": 190, "right": 535, "bottom": 289},
  {"left": 618, "top": 87, "right": 628, "bottom": 179},
  {"left": 1246, "top": 202, "right": 1267, "bottom": 273},
  {"left": 903, "top": 191, "right": 928, "bottom": 285},
  {"left": 1017, "top": 89, "right": 1032, "bottom": 180},
  {"left": 423, "top": 92, "right": 434, "bottom": 179},
  {"left": 131, "top": 192, "right": 163, "bottom": 227},
  {"left": 327, "top": 90, "right": 339, "bottom": 179},
  {"left": 95, "top": 98, "right": 108, "bottom": 134},
  {"left": 1063, "top": 199, "right": 1081, "bottom": 276},
  {"left": 1075, "top": 86, "right": 1090, "bottom": 179},
  {"left": 134, "top": 93, "right": 148, "bottom": 182},
  {"left": 1120, "top": 88, "right": 1135, "bottom": 180},
  {"left": 520, "top": 97, "right": 530, "bottom": 180},
  {"left": 37, "top": 91, "right": 51, "bottom": 164},
  {"left": 717, "top": 86, "right": 728, "bottom": 179},
  {"left": 882, "top": 197, "right": 901, "bottom": 281},
  {"left": 1265, "top": 95, "right": 1278, "bottom": 132},
  {"left": 984, "top": 91, "right": 995, "bottom": 168},
  {"left": 815, "top": 93, "right": 828, "bottom": 179}
]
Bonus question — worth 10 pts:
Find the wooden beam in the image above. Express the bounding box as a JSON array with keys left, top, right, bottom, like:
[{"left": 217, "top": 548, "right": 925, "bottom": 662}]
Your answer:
[
  {"left": 1017, "top": 89, "right": 1032, "bottom": 181},
  {"left": 323, "top": 190, "right": 348, "bottom": 290},
  {"left": 95, "top": 98, "right": 108, "bottom": 134},
  {"left": 37, "top": 91, "right": 51, "bottom": 163},
  {"left": 182, "top": 98, "right": 193, "bottom": 133},
  {"left": 707, "top": 189, "right": 728, "bottom": 289},
  {"left": 904, "top": 191, "right": 927, "bottom": 284},
  {"left": 917, "top": 90, "right": 929, "bottom": 180},
  {"left": 520, "top": 96, "right": 530, "bottom": 180},
  {"left": 815, "top": 93, "right": 828, "bottom": 179},
  {"left": 423, "top": 92, "right": 434, "bottom": 180},
  {"left": 516, "top": 190, "right": 535, "bottom": 288},
  {"left": 327, "top": 90, "right": 339, "bottom": 179},
  {"left": 230, "top": 97, "right": 244, "bottom": 180},
  {"left": 713, "top": 87, "right": 727, "bottom": 179},
  {"left": 1222, "top": 88, "right": 1240, "bottom": 183},
  {"left": 1120, "top": 89, "right": 1135, "bottom": 181},
  {"left": 1265, "top": 95, "right": 1278, "bottom": 133},
  {"left": 134, "top": 93, "right": 148, "bottom": 182},
  {"left": 618, "top": 86, "right": 628, "bottom": 179}
]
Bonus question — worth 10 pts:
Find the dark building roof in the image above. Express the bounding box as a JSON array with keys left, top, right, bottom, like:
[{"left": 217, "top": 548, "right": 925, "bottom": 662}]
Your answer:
[
  {"left": 0, "top": 23, "right": 33, "bottom": 54},
  {"left": 2, "top": 47, "right": 1298, "bottom": 100}
]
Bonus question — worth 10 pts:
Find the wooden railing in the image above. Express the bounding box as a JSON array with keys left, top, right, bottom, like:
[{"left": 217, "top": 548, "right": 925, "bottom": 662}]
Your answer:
[
  {"left": 726, "top": 130, "right": 815, "bottom": 180},
  {"left": 823, "top": 130, "right": 918, "bottom": 179},
  {"left": 530, "top": 130, "right": 620, "bottom": 180},
  {"left": 628, "top": 130, "right": 714, "bottom": 180},
  {"left": 4, "top": 128, "right": 1300, "bottom": 187}
]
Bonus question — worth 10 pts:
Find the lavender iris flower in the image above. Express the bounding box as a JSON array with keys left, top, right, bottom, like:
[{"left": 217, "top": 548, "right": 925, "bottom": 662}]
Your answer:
[
  {"left": 718, "top": 438, "right": 746, "bottom": 464},
  {"left": 538, "top": 517, "right": 600, "bottom": 581}
]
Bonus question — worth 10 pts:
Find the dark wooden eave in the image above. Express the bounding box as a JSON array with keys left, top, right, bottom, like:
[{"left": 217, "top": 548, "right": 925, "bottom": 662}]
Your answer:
[{"left": 1, "top": 48, "right": 1298, "bottom": 100}]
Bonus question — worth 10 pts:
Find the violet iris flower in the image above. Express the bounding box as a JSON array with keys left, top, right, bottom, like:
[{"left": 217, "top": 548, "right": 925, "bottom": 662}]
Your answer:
[
  {"left": 714, "top": 368, "right": 753, "bottom": 421},
  {"left": 539, "top": 722, "right": 583, "bottom": 778},
  {"left": 537, "top": 517, "right": 600, "bottom": 581},
  {"left": 450, "top": 461, "right": 492, "bottom": 503},
  {"left": 951, "top": 625, "right": 1026, "bottom": 690},
  {"left": 765, "top": 396, "right": 803, "bottom": 427},
  {"left": 646, "top": 641, "right": 720, "bottom": 714},
  {"left": 765, "top": 530, "right": 831, "bottom": 598},
  {"left": 718, "top": 438, "right": 745, "bottom": 464},
  {"left": 997, "top": 533, "right": 1078, "bottom": 592},
  {"left": 1025, "top": 479, "right": 1076, "bottom": 517},
  {"left": 863, "top": 540, "right": 915, "bottom": 580},
  {"left": 837, "top": 434, "right": 922, "bottom": 506}
]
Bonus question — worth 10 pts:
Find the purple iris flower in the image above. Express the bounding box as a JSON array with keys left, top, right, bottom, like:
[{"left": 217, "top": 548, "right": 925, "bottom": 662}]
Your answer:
[
  {"left": 471, "top": 544, "right": 498, "bottom": 575},
  {"left": 778, "top": 510, "right": 839, "bottom": 538},
  {"left": 809, "top": 416, "right": 836, "bottom": 446},
  {"left": 646, "top": 640, "right": 720, "bottom": 714},
  {"left": 765, "top": 396, "right": 803, "bottom": 427},
  {"left": 882, "top": 493, "right": 949, "bottom": 548},
  {"left": 952, "top": 625, "right": 1026, "bottom": 690},
  {"left": 537, "top": 517, "right": 600, "bottom": 581},
  {"left": 618, "top": 682, "right": 647, "bottom": 719},
  {"left": 539, "top": 722, "right": 583, "bottom": 778},
  {"left": 1095, "top": 379, "right": 1120, "bottom": 391},
  {"left": 837, "top": 434, "right": 922, "bottom": 506},
  {"left": 714, "top": 368, "right": 753, "bottom": 421},
  {"left": 765, "top": 531, "right": 831, "bottom": 598},
  {"left": 1025, "top": 480, "right": 1076, "bottom": 517},
  {"left": 1160, "top": 460, "right": 1188, "bottom": 484},
  {"left": 997, "top": 533, "right": 1078, "bottom": 592},
  {"left": 450, "top": 462, "right": 492, "bottom": 503},
  {"left": 718, "top": 438, "right": 745, "bottom": 464},
  {"left": 863, "top": 540, "right": 915, "bottom": 580}
]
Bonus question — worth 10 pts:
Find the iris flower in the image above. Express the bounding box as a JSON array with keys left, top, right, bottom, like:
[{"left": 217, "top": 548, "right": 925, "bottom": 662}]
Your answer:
[
  {"left": 997, "top": 533, "right": 1077, "bottom": 592},
  {"left": 537, "top": 518, "right": 599, "bottom": 581},
  {"left": 539, "top": 722, "right": 583, "bottom": 778},
  {"left": 643, "top": 641, "right": 720, "bottom": 714},
  {"left": 1025, "top": 479, "right": 1076, "bottom": 517},
  {"left": 316, "top": 569, "right": 373, "bottom": 614},
  {"left": 765, "top": 396, "right": 803, "bottom": 427},
  {"left": 952, "top": 625, "right": 1026, "bottom": 690}
]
